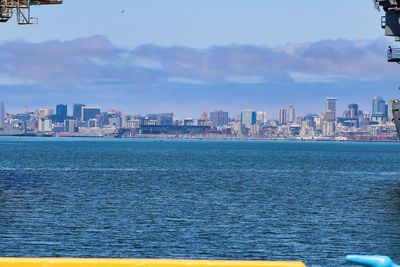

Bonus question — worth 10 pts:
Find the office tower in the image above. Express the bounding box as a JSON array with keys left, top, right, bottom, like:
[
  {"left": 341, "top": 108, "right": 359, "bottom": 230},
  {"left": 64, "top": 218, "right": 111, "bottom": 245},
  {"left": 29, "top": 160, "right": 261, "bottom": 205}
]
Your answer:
[
  {"left": 24, "top": 106, "right": 28, "bottom": 114},
  {"left": 289, "top": 106, "right": 296, "bottom": 123},
  {"left": 373, "top": 96, "right": 385, "bottom": 114},
  {"left": 257, "top": 111, "right": 267, "bottom": 124},
  {"left": 56, "top": 104, "right": 67, "bottom": 123},
  {"left": 241, "top": 109, "right": 256, "bottom": 129},
  {"left": 38, "top": 118, "right": 52, "bottom": 132},
  {"left": 210, "top": 110, "right": 229, "bottom": 127},
  {"left": 278, "top": 108, "right": 287, "bottom": 125},
  {"left": 325, "top": 97, "right": 337, "bottom": 118},
  {"left": 201, "top": 110, "right": 208, "bottom": 121},
  {"left": 64, "top": 119, "right": 76, "bottom": 133},
  {"left": 0, "top": 102, "right": 5, "bottom": 125},
  {"left": 73, "top": 103, "right": 85, "bottom": 120},
  {"left": 348, "top": 104, "right": 359, "bottom": 119},
  {"left": 82, "top": 106, "right": 101, "bottom": 122}
]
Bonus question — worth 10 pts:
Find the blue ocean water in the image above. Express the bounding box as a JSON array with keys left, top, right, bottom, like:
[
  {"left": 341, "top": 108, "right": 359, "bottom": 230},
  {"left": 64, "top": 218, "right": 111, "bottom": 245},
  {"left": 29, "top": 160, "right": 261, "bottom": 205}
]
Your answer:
[{"left": 0, "top": 137, "right": 399, "bottom": 266}]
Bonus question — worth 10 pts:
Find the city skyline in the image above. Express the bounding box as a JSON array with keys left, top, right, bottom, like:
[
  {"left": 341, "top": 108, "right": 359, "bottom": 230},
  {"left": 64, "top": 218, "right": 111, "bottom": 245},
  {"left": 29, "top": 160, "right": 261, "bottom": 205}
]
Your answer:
[
  {"left": 0, "top": 95, "right": 392, "bottom": 121},
  {"left": 1, "top": 2, "right": 398, "bottom": 118}
]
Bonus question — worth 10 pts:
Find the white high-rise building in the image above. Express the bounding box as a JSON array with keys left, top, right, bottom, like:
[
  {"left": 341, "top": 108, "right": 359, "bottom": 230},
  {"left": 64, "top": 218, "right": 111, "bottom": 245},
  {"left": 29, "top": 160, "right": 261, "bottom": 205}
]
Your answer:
[{"left": 256, "top": 111, "right": 267, "bottom": 123}]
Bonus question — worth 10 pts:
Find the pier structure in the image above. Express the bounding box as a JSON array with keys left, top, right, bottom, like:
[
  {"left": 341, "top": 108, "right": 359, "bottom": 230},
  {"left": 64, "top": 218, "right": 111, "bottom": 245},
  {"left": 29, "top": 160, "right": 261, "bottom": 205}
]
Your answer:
[{"left": 0, "top": 0, "right": 62, "bottom": 24}]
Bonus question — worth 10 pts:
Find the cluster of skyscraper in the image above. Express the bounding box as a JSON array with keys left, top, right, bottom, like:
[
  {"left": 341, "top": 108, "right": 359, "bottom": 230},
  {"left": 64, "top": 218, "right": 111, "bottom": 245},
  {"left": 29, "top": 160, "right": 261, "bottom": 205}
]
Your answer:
[{"left": 0, "top": 97, "right": 396, "bottom": 140}]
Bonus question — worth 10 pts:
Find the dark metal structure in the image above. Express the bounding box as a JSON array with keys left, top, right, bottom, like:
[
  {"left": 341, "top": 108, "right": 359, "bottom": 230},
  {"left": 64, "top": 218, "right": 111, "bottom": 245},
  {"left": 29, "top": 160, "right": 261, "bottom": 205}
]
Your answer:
[
  {"left": 0, "top": 0, "right": 62, "bottom": 24},
  {"left": 374, "top": 0, "right": 400, "bottom": 138}
]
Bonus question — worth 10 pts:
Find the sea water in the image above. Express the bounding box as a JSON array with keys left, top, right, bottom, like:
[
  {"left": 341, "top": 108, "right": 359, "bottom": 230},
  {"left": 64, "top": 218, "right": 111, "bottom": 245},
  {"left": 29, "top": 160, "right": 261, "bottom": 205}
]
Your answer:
[{"left": 0, "top": 137, "right": 399, "bottom": 266}]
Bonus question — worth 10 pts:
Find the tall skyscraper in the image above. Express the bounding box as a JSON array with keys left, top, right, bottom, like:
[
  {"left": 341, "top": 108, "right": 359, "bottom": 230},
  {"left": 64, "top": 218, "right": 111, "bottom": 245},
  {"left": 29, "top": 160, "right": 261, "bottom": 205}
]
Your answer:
[
  {"left": 241, "top": 109, "right": 256, "bottom": 129},
  {"left": 82, "top": 107, "right": 101, "bottom": 122},
  {"left": 289, "top": 106, "right": 296, "bottom": 123},
  {"left": 278, "top": 108, "right": 287, "bottom": 125},
  {"left": 0, "top": 102, "right": 5, "bottom": 125},
  {"left": 210, "top": 110, "right": 229, "bottom": 127},
  {"left": 73, "top": 103, "right": 85, "bottom": 120},
  {"left": 348, "top": 104, "right": 359, "bottom": 119},
  {"left": 325, "top": 97, "right": 337, "bottom": 118},
  {"left": 56, "top": 104, "right": 67, "bottom": 123},
  {"left": 256, "top": 111, "right": 267, "bottom": 124},
  {"left": 201, "top": 110, "right": 208, "bottom": 121},
  {"left": 372, "top": 96, "right": 388, "bottom": 118}
]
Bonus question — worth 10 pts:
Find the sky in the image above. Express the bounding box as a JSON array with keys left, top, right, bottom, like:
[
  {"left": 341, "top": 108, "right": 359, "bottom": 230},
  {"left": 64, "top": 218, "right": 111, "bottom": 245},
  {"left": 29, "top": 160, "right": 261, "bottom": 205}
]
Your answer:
[{"left": 0, "top": 0, "right": 397, "bottom": 118}]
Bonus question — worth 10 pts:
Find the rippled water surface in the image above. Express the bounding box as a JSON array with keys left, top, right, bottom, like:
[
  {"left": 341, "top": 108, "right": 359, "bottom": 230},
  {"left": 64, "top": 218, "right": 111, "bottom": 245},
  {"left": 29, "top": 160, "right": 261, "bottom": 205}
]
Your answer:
[{"left": 1, "top": 137, "right": 400, "bottom": 266}]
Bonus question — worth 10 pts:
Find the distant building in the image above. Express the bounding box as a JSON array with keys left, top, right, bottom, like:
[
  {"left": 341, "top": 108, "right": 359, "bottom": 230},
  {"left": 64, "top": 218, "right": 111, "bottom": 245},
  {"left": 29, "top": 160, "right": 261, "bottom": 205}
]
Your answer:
[
  {"left": 108, "top": 117, "right": 122, "bottom": 128},
  {"left": 256, "top": 111, "right": 268, "bottom": 124},
  {"left": 289, "top": 106, "right": 296, "bottom": 123},
  {"left": 372, "top": 96, "right": 388, "bottom": 120},
  {"left": 38, "top": 108, "right": 53, "bottom": 119},
  {"left": 82, "top": 107, "right": 101, "bottom": 122},
  {"left": 322, "top": 121, "right": 336, "bottom": 137},
  {"left": 278, "top": 108, "right": 287, "bottom": 125},
  {"left": 210, "top": 110, "right": 229, "bottom": 128},
  {"left": 326, "top": 97, "right": 337, "bottom": 118},
  {"left": 0, "top": 102, "right": 5, "bottom": 125},
  {"left": 38, "top": 118, "right": 52, "bottom": 132},
  {"left": 201, "top": 110, "right": 208, "bottom": 121},
  {"left": 64, "top": 119, "right": 76, "bottom": 133},
  {"left": 56, "top": 104, "right": 67, "bottom": 123},
  {"left": 241, "top": 109, "right": 256, "bottom": 129},
  {"left": 147, "top": 113, "right": 173, "bottom": 126},
  {"left": 88, "top": 119, "right": 101, "bottom": 128},
  {"left": 73, "top": 103, "right": 85, "bottom": 120}
]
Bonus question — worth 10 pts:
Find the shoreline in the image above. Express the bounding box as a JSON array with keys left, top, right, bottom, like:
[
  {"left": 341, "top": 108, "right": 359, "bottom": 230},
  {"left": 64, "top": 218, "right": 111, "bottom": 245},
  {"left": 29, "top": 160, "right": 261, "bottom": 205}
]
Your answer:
[{"left": 1, "top": 134, "right": 399, "bottom": 143}]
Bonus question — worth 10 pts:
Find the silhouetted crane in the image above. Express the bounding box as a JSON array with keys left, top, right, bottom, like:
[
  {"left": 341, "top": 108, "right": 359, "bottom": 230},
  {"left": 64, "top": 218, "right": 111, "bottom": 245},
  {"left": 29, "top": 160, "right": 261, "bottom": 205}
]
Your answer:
[{"left": 0, "top": 0, "right": 62, "bottom": 24}]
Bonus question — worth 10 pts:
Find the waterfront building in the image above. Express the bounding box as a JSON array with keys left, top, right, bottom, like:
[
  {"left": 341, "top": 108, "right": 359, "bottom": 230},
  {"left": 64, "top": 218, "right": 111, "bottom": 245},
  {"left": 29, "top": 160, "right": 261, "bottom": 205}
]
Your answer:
[
  {"left": 82, "top": 107, "right": 101, "bottom": 122},
  {"left": 73, "top": 103, "right": 85, "bottom": 120},
  {"left": 56, "top": 104, "right": 67, "bottom": 123},
  {"left": 127, "top": 119, "right": 140, "bottom": 129},
  {"left": 241, "top": 109, "right": 256, "bottom": 129},
  {"left": 121, "top": 113, "right": 128, "bottom": 128},
  {"left": 289, "top": 106, "right": 296, "bottom": 123},
  {"left": 38, "top": 118, "right": 52, "bottom": 132},
  {"left": 278, "top": 108, "right": 287, "bottom": 125},
  {"left": 88, "top": 119, "right": 100, "bottom": 128},
  {"left": 322, "top": 121, "right": 336, "bottom": 137},
  {"left": 108, "top": 117, "right": 122, "bottom": 128},
  {"left": 256, "top": 111, "right": 268, "bottom": 124},
  {"left": 210, "top": 110, "right": 229, "bottom": 128},
  {"left": 147, "top": 113, "right": 174, "bottom": 126},
  {"left": 64, "top": 119, "right": 76, "bottom": 133},
  {"left": 0, "top": 102, "right": 5, "bottom": 125},
  {"left": 201, "top": 110, "right": 208, "bottom": 121}
]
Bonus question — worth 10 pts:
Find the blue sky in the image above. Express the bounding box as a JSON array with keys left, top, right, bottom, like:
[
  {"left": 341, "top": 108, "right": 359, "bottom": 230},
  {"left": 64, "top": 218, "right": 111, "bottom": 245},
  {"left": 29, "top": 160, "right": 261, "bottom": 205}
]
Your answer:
[{"left": 0, "top": 0, "right": 396, "bottom": 118}]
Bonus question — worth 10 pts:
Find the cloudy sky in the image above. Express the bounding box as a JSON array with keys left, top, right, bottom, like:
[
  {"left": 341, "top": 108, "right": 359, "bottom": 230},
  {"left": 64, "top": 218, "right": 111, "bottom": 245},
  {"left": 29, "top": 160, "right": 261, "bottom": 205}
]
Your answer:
[{"left": 0, "top": 0, "right": 397, "bottom": 118}]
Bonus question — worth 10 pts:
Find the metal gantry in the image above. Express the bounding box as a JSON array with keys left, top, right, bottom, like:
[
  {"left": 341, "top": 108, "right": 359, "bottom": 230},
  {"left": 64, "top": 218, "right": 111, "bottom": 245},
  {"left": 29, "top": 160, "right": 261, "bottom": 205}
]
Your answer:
[
  {"left": 0, "top": 0, "right": 62, "bottom": 24},
  {"left": 375, "top": 0, "right": 400, "bottom": 62},
  {"left": 374, "top": 0, "right": 400, "bottom": 138}
]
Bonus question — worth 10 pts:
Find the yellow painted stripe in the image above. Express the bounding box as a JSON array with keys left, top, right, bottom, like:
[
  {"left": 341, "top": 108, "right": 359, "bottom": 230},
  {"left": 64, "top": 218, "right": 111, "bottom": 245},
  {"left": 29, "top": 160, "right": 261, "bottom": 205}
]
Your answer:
[{"left": 0, "top": 258, "right": 306, "bottom": 267}]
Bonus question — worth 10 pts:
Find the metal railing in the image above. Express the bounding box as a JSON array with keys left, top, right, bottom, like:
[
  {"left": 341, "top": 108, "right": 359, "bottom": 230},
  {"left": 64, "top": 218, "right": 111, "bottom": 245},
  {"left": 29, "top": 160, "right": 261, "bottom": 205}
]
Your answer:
[
  {"left": 0, "top": 258, "right": 306, "bottom": 267},
  {"left": 387, "top": 47, "right": 400, "bottom": 62}
]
